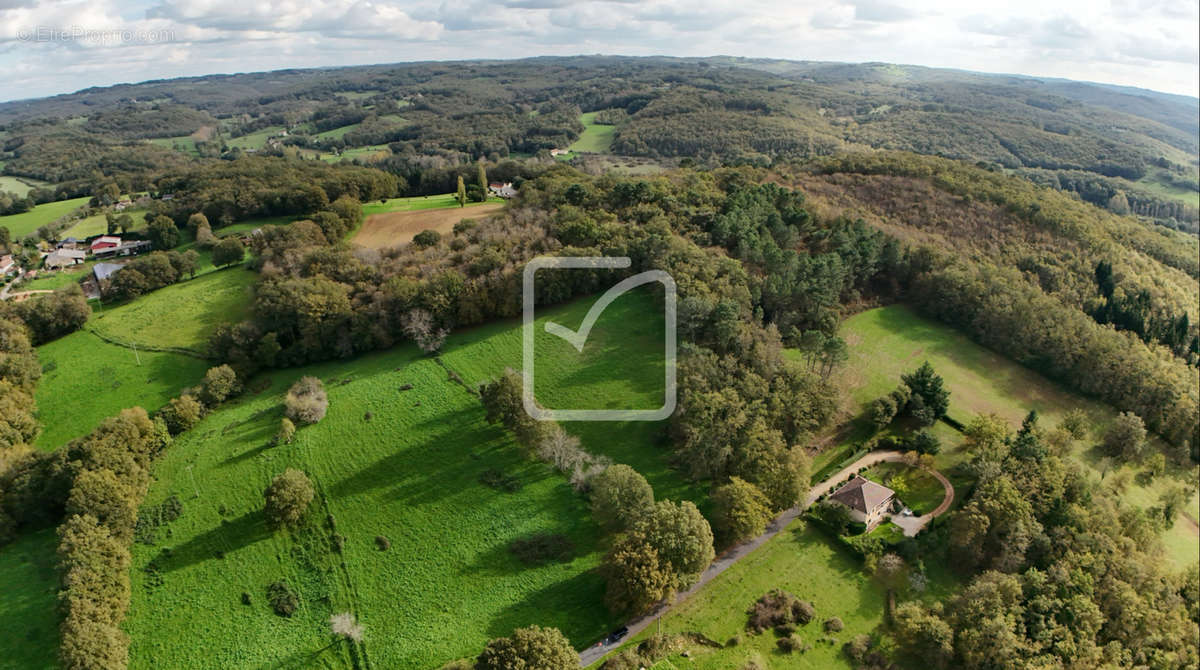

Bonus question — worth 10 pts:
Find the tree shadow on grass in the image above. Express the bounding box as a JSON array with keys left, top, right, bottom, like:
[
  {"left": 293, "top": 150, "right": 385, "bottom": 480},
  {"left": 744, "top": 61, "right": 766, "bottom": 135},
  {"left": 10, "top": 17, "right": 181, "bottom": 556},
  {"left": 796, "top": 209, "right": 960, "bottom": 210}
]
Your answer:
[
  {"left": 482, "top": 569, "right": 611, "bottom": 643},
  {"left": 252, "top": 641, "right": 348, "bottom": 670},
  {"left": 156, "top": 510, "right": 272, "bottom": 574}
]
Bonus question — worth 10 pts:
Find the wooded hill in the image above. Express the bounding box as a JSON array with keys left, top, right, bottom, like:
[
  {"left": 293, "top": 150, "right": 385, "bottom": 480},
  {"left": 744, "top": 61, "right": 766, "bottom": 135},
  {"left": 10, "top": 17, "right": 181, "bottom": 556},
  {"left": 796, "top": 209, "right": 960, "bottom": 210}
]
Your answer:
[{"left": 1, "top": 57, "right": 1195, "bottom": 230}]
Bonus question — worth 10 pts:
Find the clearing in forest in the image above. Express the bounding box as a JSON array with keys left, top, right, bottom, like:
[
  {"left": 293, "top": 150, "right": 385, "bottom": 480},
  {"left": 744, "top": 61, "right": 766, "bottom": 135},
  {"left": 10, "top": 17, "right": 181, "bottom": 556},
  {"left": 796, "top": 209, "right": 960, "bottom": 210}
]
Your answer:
[{"left": 351, "top": 201, "right": 504, "bottom": 249}]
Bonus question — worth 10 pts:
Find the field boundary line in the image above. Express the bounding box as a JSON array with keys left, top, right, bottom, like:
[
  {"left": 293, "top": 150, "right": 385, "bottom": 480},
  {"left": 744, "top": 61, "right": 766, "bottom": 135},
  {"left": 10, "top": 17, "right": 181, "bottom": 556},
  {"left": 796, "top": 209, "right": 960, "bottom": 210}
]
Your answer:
[{"left": 83, "top": 326, "right": 211, "bottom": 360}]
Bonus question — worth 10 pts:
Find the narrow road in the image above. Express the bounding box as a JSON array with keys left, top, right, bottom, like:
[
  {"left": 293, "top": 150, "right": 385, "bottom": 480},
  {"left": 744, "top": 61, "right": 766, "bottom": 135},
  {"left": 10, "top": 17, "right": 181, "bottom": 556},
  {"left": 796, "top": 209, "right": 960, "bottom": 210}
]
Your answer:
[{"left": 578, "top": 449, "right": 954, "bottom": 667}]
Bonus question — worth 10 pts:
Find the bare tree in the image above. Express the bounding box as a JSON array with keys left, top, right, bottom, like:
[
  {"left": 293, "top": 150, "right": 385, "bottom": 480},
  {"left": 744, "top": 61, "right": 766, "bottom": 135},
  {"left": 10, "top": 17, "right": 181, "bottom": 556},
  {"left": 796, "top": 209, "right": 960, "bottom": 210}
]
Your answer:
[
  {"left": 401, "top": 309, "right": 448, "bottom": 353},
  {"left": 329, "top": 612, "right": 364, "bottom": 643}
]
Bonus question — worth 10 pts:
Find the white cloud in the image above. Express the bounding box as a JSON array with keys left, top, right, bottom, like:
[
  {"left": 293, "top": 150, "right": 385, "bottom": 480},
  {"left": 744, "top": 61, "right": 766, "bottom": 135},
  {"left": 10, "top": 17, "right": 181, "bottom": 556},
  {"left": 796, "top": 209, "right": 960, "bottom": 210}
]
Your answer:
[{"left": 0, "top": 0, "right": 1195, "bottom": 101}]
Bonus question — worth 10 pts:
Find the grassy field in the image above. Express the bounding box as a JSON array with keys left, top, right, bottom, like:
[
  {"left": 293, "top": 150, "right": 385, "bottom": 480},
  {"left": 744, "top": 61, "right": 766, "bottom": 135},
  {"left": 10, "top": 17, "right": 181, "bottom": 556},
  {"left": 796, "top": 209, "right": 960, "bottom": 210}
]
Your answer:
[
  {"left": 61, "top": 212, "right": 109, "bottom": 238},
  {"left": 21, "top": 260, "right": 97, "bottom": 291},
  {"left": 226, "top": 126, "right": 285, "bottom": 149},
  {"left": 836, "top": 304, "right": 1199, "bottom": 567},
  {"left": 598, "top": 524, "right": 887, "bottom": 669},
  {"left": 0, "top": 528, "right": 59, "bottom": 670},
  {"left": 0, "top": 196, "right": 90, "bottom": 239},
  {"left": 88, "top": 268, "right": 256, "bottom": 354},
  {"left": 362, "top": 193, "right": 502, "bottom": 215},
  {"left": 0, "top": 175, "right": 48, "bottom": 197},
  {"left": 318, "top": 145, "right": 390, "bottom": 163},
  {"left": 125, "top": 287, "right": 695, "bottom": 669},
  {"left": 149, "top": 136, "right": 200, "bottom": 157},
  {"left": 34, "top": 330, "right": 210, "bottom": 450},
  {"left": 568, "top": 111, "right": 617, "bottom": 154},
  {"left": 313, "top": 123, "right": 361, "bottom": 140},
  {"left": 1127, "top": 167, "right": 1200, "bottom": 208}
]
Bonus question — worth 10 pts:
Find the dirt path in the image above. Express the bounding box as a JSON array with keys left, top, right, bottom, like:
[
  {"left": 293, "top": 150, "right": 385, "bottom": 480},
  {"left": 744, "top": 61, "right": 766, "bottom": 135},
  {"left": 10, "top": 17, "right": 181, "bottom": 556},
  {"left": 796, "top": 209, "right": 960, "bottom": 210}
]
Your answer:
[
  {"left": 1, "top": 288, "right": 52, "bottom": 302},
  {"left": 578, "top": 449, "right": 955, "bottom": 666}
]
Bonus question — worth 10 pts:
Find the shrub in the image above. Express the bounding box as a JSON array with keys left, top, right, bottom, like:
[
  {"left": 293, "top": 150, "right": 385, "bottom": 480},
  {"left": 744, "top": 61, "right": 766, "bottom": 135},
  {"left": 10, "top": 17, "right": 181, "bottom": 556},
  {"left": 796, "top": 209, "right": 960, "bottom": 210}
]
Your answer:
[
  {"left": 479, "top": 468, "right": 521, "bottom": 492},
  {"left": 747, "top": 589, "right": 807, "bottom": 634},
  {"left": 776, "top": 634, "right": 806, "bottom": 653},
  {"left": 275, "top": 418, "right": 296, "bottom": 445},
  {"left": 824, "top": 616, "right": 844, "bottom": 633},
  {"left": 774, "top": 622, "right": 796, "bottom": 636},
  {"left": 375, "top": 535, "right": 390, "bottom": 551},
  {"left": 159, "top": 395, "right": 204, "bottom": 435},
  {"left": 508, "top": 533, "right": 574, "bottom": 565},
  {"left": 475, "top": 625, "right": 576, "bottom": 669},
  {"left": 267, "top": 580, "right": 298, "bottom": 617},
  {"left": 412, "top": 229, "right": 441, "bottom": 248},
  {"left": 284, "top": 376, "right": 328, "bottom": 425},
  {"left": 263, "top": 468, "right": 314, "bottom": 529},
  {"left": 240, "top": 591, "right": 251, "bottom": 606},
  {"left": 793, "top": 599, "right": 815, "bottom": 625},
  {"left": 843, "top": 633, "right": 872, "bottom": 662},
  {"left": 198, "top": 364, "right": 240, "bottom": 407}
]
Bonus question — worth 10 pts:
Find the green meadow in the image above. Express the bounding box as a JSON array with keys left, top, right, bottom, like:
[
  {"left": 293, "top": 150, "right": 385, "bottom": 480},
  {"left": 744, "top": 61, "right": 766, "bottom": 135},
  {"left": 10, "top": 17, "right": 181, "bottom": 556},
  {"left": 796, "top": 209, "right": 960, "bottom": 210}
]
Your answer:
[
  {"left": 0, "top": 196, "right": 90, "bottom": 239},
  {"left": 88, "top": 268, "right": 256, "bottom": 354},
  {"left": 599, "top": 524, "right": 888, "bottom": 669},
  {"left": 226, "top": 126, "right": 285, "bottom": 149},
  {"left": 0, "top": 175, "right": 49, "bottom": 197},
  {"left": 0, "top": 528, "right": 59, "bottom": 670},
  {"left": 834, "top": 304, "right": 1199, "bottom": 567},
  {"left": 362, "top": 193, "right": 504, "bottom": 215},
  {"left": 149, "top": 136, "right": 201, "bottom": 157},
  {"left": 125, "top": 288, "right": 683, "bottom": 668},
  {"left": 568, "top": 111, "right": 617, "bottom": 154},
  {"left": 34, "top": 331, "right": 210, "bottom": 450}
]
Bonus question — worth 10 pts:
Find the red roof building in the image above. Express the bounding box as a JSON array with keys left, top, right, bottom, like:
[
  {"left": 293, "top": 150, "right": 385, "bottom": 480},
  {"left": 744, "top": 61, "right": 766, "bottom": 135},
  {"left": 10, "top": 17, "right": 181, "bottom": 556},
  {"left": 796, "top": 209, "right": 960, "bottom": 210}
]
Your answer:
[{"left": 90, "top": 236, "right": 121, "bottom": 253}]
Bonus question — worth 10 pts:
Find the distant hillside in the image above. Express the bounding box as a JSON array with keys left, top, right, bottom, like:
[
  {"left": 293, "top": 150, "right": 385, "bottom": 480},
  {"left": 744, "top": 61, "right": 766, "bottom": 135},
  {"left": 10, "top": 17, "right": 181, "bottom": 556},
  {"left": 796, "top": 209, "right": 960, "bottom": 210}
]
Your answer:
[{"left": 0, "top": 56, "right": 1195, "bottom": 229}]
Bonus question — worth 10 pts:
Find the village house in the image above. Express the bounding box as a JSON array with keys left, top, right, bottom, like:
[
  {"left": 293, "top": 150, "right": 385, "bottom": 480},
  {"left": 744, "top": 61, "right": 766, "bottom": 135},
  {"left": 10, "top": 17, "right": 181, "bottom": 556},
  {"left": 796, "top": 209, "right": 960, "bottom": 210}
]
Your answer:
[
  {"left": 90, "top": 236, "right": 122, "bottom": 254},
  {"left": 44, "top": 248, "right": 87, "bottom": 270},
  {"left": 827, "top": 475, "right": 896, "bottom": 531},
  {"left": 93, "top": 239, "right": 152, "bottom": 260},
  {"left": 488, "top": 182, "right": 518, "bottom": 199},
  {"left": 57, "top": 237, "right": 82, "bottom": 250},
  {"left": 549, "top": 148, "right": 569, "bottom": 157},
  {"left": 0, "top": 254, "right": 16, "bottom": 277}
]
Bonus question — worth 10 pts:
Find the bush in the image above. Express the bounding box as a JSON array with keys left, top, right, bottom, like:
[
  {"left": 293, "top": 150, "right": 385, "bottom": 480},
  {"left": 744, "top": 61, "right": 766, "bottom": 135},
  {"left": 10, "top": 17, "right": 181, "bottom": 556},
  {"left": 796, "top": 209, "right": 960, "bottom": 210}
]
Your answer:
[
  {"left": 747, "top": 589, "right": 809, "bottom": 634},
  {"left": 824, "top": 616, "right": 844, "bottom": 633},
  {"left": 776, "top": 634, "right": 806, "bottom": 653},
  {"left": 412, "top": 229, "right": 441, "bottom": 248},
  {"left": 843, "top": 633, "right": 872, "bottom": 662},
  {"left": 475, "top": 625, "right": 576, "bottom": 669},
  {"left": 479, "top": 468, "right": 521, "bottom": 492},
  {"left": 263, "top": 469, "right": 315, "bottom": 529},
  {"left": 198, "top": 364, "right": 240, "bottom": 407},
  {"left": 375, "top": 535, "right": 390, "bottom": 551},
  {"left": 275, "top": 418, "right": 296, "bottom": 445},
  {"left": 159, "top": 395, "right": 204, "bottom": 435},
  {"left": 793, "top": 599, "right": 815, "bottom": 625},
  {"left": 508, "top": 533, "right": 574, "bottom": 565},
  {"left": 267, "top": 580, "right": 298, "bottom": 617},
  {"left": 284, "top": 376, "right": 328, "bottom": 425}
]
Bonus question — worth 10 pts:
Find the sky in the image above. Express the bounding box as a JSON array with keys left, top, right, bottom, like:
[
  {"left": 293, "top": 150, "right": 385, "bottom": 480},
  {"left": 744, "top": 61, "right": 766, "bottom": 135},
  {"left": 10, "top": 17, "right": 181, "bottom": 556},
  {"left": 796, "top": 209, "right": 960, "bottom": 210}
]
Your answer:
[{"left": 0, "top": 0, "right": 1197, "bottom": 102}]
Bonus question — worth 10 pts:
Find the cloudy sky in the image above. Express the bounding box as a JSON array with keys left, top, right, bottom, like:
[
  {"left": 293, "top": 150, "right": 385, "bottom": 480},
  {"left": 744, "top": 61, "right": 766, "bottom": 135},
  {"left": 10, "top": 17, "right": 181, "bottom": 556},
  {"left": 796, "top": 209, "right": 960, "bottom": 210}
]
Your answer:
[{"left": 0, "top": 0, "right": 1197, "bottom": 102}]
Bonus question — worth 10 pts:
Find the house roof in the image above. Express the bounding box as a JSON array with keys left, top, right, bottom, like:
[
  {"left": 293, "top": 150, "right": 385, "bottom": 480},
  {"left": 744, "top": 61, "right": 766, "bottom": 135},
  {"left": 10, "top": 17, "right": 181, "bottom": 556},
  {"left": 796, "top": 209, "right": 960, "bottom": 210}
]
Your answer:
[
  {"left": 92, "top": 236, "right": 121, "bottom": 247},
  {"left": 93, "top": 262, "right": 125, "bottom": 282},
  {"left": 829, "top": 475, "right": 895, "bottom": 514}
]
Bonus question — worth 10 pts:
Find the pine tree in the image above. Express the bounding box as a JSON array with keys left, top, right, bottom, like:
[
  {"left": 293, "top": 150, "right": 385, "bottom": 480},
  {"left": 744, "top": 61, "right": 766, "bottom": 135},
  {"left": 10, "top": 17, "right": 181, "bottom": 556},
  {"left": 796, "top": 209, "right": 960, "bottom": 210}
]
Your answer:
[{"left": 455, "top": 175, "right": 466, "bottom": 207}]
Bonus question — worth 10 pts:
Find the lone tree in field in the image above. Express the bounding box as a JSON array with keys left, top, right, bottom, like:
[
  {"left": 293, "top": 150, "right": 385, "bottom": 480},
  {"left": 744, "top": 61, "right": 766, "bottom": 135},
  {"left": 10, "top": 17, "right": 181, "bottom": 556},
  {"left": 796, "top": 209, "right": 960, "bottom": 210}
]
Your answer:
[
  {"left": 1102, "top": 411, "right": 1147, "bottom": 462},
  {"left": 264, "top": 468, "right": 315, "bottom": 529},
  {"left": 589, "top": 464, "right": 654, "bottom": 532},
  {"left": 455, "top": 175, "right": 467, "bottom": 207},
  {"left": 212, "top": 237, "right": 245, "bottom": 267},
  {"left": 198, "top": 364, "right": 240, "bottom": 407},
  {"left": 474, "top": 625, "right": 576, "bottom": 670},
  {"left": 285, "top": 376, "right": 328, "bottom": 425},
  {"left": 711, "top": 476, "right": 773, "bottom": 544},
  {"left": 902, "top": 361, "right": 950, "bottom": 426},
  {"left": 147, "top": 215, "right": 180, "bottom": 250}
]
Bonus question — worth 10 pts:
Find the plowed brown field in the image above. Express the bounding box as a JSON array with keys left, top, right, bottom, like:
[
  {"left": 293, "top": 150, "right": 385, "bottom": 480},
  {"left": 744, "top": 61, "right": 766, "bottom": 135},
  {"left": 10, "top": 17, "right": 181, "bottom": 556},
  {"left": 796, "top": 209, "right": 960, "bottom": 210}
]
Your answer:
[{"left": 351, "top": 202, "right": 505, "bottom": 249}]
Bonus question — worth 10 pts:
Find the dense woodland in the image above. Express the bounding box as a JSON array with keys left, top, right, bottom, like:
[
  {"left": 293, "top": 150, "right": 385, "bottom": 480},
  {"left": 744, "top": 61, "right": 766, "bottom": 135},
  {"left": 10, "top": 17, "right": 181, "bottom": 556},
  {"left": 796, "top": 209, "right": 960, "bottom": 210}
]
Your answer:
[{"left": 1, "top": 57, "right": 1195, "bottom": 233}]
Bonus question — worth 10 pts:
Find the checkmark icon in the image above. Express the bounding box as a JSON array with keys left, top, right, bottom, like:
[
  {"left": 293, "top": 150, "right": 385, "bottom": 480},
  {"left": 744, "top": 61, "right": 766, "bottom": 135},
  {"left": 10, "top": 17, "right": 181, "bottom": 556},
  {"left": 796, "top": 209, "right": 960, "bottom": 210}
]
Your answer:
[
  {"left": 544, "top": 271, "right": 672, "bottom": 353},
  {"left": 522, "top": 256, "right": 678, "bottom": 421}
]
